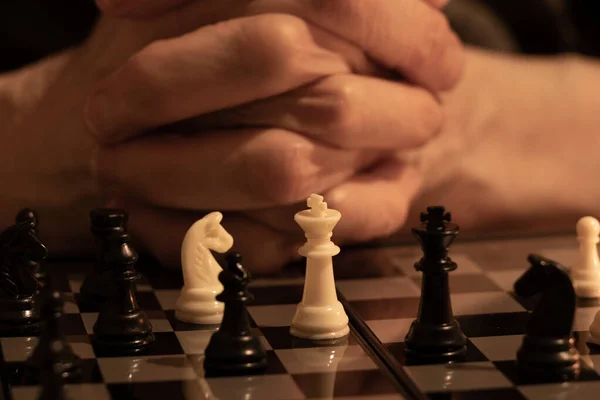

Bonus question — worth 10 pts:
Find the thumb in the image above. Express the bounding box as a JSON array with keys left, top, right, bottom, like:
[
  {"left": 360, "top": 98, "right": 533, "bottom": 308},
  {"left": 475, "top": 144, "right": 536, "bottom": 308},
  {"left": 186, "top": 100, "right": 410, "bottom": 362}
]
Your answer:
[{"left": 95, "top": 0, "right": 190, "bottom": 18}]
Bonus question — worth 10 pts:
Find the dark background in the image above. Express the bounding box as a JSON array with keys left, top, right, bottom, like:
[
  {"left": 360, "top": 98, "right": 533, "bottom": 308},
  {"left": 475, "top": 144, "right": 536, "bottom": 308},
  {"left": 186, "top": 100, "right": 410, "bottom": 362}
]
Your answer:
[{"left": 0, "top": 0, "right": 598, "bottom": 72}]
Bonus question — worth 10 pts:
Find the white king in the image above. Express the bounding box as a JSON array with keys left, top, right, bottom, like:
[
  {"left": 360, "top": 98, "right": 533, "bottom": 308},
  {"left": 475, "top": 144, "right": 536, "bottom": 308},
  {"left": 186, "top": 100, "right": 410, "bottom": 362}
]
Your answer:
[{"left": 290, "top": 194, "right": 349, "bottom": 340}]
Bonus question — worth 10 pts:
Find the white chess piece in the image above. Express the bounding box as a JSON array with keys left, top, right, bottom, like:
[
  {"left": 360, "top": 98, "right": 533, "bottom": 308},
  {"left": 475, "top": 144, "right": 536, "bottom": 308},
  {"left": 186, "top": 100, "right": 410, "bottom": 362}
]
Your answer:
[
  {"left": 572, "top": 216, "right": 600, "bottom": 298},
  {"left": 175, "top": 212, "right": 234, "bottom": 325},
  {"left": 290, "top": 194, "right": 349, "bottom": 340}
]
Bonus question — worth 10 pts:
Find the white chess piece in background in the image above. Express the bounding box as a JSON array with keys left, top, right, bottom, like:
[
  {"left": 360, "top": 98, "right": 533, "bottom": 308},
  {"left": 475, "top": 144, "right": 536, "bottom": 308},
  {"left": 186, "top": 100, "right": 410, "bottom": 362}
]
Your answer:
[
  {"left": 290, "top": 194, "right": 349, "bottom": 340},
  {"left": 175, "top": 212, "right": 233, "bottom": 324},
  {"left": 572, "top": 216, "right": 600, "bottom": 298}
]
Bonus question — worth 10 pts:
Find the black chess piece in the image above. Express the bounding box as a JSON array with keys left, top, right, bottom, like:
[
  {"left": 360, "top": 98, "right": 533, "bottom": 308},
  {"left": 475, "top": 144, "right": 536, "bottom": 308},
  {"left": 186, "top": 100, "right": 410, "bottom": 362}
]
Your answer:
[
  {"left": 404, "top": 206, "right": 467, "bottom": 362},
  {"left": 27, "top": 290, "right": 81, "bottom": 380},
  {"left": 514, "top": 254, "right": 580, "bottom": 382},
  {"left": 92, "top": 230, "right": 154, "bottom": 353},
  {"left": 15, "top": 208, "right": 47, "bottom": 288},
  {"left": 80, "top": 209, "right": 128, "bottom": 308},
  {"left": 0, "top": 220, "right": 48, "bottom": 334},
  {"left": 37, "top": 334, "right": 68, "bottom": 400},
  {"left": 204, "top": 251, "right": 268, "bottom": 376}
]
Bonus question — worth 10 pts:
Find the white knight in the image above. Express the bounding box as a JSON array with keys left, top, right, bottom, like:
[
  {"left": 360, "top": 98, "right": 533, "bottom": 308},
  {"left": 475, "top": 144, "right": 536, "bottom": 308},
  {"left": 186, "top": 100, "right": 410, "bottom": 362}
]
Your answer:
[{"left": 175, "top": 212, "right": 234, "bottom": 325}]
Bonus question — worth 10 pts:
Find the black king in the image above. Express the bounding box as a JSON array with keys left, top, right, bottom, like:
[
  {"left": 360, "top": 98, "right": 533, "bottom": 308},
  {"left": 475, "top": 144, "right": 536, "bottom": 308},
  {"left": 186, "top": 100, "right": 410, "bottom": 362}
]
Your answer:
[{"left": 404, "top": 206, "right": 467, "bottom": 362}]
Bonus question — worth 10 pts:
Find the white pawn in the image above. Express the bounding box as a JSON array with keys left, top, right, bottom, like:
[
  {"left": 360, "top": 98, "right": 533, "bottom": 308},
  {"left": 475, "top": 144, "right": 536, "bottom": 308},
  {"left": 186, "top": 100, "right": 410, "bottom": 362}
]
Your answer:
[
  {"left": 175, "top": 212, "right": 234, "bottom": 325},
  {"left": 573, "top": 216, "right": 600, "bottom": 298},
  {"left": 290, "top": 194, "right": 349, "bottom": 340}
]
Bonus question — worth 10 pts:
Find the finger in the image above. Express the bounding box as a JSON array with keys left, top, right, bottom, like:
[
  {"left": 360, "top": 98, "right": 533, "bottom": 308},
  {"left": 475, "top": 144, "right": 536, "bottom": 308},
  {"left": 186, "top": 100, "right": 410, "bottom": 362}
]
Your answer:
[
  {"left": 95, "top": 0, "right": 191, "bottom": 18},
  {"left": 93, "top": 128, "right": 381, "bottom": 210},
  {"left": 245, "top": 0, "right": 464, "bottom": 91},
  {"left": 84, "top": 14, "right": 351, "bottom": 143},
  {"left": 115, "top": 198, "right": 300, "bottom": 275},
  {"left": 424, "top": 0, "right": 450, "bottom": 8},
  {"left": 243, "top": 157, "right": 422, "bottom": 242},
  {"left": 190, "top": 74, "right": 443, "bottom": 150}
]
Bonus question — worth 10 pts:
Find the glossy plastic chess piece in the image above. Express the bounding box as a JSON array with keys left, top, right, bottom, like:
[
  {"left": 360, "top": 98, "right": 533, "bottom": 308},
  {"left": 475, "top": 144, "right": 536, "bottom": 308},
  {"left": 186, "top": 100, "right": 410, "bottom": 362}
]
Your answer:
[
  {"left": 515, "top": 254, "right": 580, "bottom": 382},
  {"left": 290, "top": 194, "right": 349, "bottom": 340},
  {"left": 175, "top": 212, "right": 233, "bottom": 325},
  {"left": 27, "top": 290, "right": 81, "bottom": 380},
  {"left": 0, "top": 220, "right": 47, "bottom": 335},
  {"left": 404, "top": 206, "right": 467, "bottom": 362},
  {"left": 15, "top": 208, "right": 47, "bottom": 288},
  {"left": 93, "top": 230, "right": 154, "bottom": 353},
  {"left": 204, "top": 252, "right": 268, "bottom": 376},
  {"left": 79, "top": 209, "right": 128, "bottom": 307},
  {"left": 572, "top": 216, "right": 600, "bottom": 298}
]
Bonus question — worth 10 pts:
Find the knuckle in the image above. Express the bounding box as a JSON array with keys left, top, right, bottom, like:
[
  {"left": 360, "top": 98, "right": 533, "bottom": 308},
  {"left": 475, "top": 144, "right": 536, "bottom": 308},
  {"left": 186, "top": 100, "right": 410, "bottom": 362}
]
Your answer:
[
  {"left": 407, "top": 12, "right": 453, "bottom": 77},
  {"left": 315, "top": 78, "right": 359, "bottom": 146},
  {"left": 415, "top": 94, "right": 444, "bottom": 144},
  {"left": 242, "top": 14, "right": 313, "bottom": 79}
]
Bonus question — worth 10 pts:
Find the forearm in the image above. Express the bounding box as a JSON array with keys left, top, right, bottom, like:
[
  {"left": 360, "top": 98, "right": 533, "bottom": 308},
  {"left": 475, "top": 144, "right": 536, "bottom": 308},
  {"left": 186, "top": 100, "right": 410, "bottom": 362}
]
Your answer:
[{"left": 413, "top": 47, "right": 600, "bottom": 233}]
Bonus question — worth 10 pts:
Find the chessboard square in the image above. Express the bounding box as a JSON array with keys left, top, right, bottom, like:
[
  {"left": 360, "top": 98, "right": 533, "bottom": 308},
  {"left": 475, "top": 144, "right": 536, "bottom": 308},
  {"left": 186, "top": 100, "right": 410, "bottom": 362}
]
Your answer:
[
  {"left": 154, "top": 289, "right": 180, "bottom": 310},
  {"left": 3, "top": 359, "right": 103, "bottom": 386},
  {"left": 68, "top": 334, "right": 96, "bottom": 359},
  {"left": 81, "top": 312, "right": 172, "bottom": 335},
  {"left": 411, "top": 273, "right": 503, "bottom": 294},
  {"left": 588, "top": 355, "right": 600, "bottom": 375},
  {"left": 337, "top": 277, "right": 420, "bottom": 301},
  {"left": 574, "top": 307, "right": 600, "bottom": 332},
  {"left": 98, "top": 354, "right": 196, "bottom": 383},
  {"left": 1, "top": 337, "right": 38, "bottom": 362},
  {"left": 260, "top": 326, "right": 357, "bottom": 350},
  {"left": 452, "top": 292, "right": 526, "bottom": 316},
  {"left": 136, "top": 282, "right": 154, "bottom": 292},
  {"left": 518, "top": 381, "right": 600, "bottom": 400},
  {"left": 249, "top": 277, "right": 306, "bottom": 287},
  {"left": 62, "top": 313, "right": 88, "bottom": 335},
  {"left": 539, "top": 247, "right": 579, "bottom": 269},
  {"left": 494, "top": 359, "right": 600, "bottom": 386},
  {"left": 275, "top": 345, "right": 377, "bottom": 374},
  {"left": 487, "top": 270, "right": 528, "bottom": 292},
  {"left": 313, "top": 396, "right": 407, "bottom": 400},
  {"left": 249, "top": 284, "right": 304, "bottom": 306},
  {"left": 135, "top": 291, "right": 162, "bottom": 311},
  {"left": 292, "top": 369, "right": 400, "bottom": 398},
  {"left": 403, "top": 361, "right": 512, "bottom": 392},
  {"left": 175, "top": 330, "right": 215, "bottom": 355},
  {"left": 457, "top": 312, "right": 530, "bottom": 337},
  {"left": 91, "top": 332, "right": 184, "bottom": 358},
  {"left": 347, "top": 298, "right": 420, "bottom": 321},
  {"left": 247, "top": 304, "right": 297, "bottom": 327},
  {"left": 164, "top": 310, "right": 221, "bottom": 332},
  {"left": 62, "top": 292, "right": 80, "bottom": 314},
  {"left": 470, "top": 335, "right": 524, "bottom": 361},
  {"left": 392, "top": 254, "right": 483, "bottom": 276},
  {"left": 428, "top": 388, "right": 527, "bottom": 400},
  {"left": 204, "top": 374, "right": 305, "bottom": 399},
  {"left": 366, "top": 319, "right": 414, "bottom": 344},
  {"left": 67, "top": 273, "right": 86, "bottom": 293},
  {"left": 12, "top": 384, "right": 111, "bottom": 400},
  {"left": 108, "top": 380, "right": 198, "bottom": 400}
]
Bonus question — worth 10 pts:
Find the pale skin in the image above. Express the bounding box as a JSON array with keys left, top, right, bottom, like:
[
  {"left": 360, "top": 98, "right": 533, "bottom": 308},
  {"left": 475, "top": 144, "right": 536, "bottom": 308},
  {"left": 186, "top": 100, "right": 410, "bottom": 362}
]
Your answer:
[{"left": 1, "top": 0, "right": 599, "bottom": 274}]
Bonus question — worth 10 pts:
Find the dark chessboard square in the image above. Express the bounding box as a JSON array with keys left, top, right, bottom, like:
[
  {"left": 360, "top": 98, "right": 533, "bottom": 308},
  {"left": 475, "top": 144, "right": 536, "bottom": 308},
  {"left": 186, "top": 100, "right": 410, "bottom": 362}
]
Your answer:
[
  {"left": 456, "top": 312, "right": 530, "bottom": 338},
  {"left": 347, "top": 298, "right": 420, "bottom": 320},
  {"left": 387, "top": 339, "right": 488, "bottom": 367},
  {"left": 91, "top": 332, "right": 184, "bottom": 358},
  {"left": 45, "top": 273, "right": 72, "bottom": 293},
  {"left": 260, "top": 326, "right": 357, "bottom": 350},
  {"left": 292, "top": 369, "right": 399, "bottom": 397},
  {"left": 247, "top": 285, "right": 304, "bottom": 306},
  {"left": 74, "top": 291, "right": 162, "bottom": 313},
  {"left": 164, "top": 310, "right": 220, "bottom": 332},
  {"left": 493, "top": 359, "right": 600, "bottom": 386},
  {"left": 2, "top": 359, "right": 102, "bottom": 386},
  {"left": 427, "top": 388, "right": 527, "bottom": 400},
  {"left": 412, "top": 273, "right": 503, "bottom": 294},
  {"left": 107, "top": 380, "right": 194, "bottom": 400},
  {"left": 62, "top": 313, "right": 88, "bottom": 336}
]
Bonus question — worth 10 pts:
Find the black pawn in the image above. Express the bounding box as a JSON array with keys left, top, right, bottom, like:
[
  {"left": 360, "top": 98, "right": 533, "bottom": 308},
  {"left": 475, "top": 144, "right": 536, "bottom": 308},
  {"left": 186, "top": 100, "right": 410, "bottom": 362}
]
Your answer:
[
  {"left": 27, "top": 290, "right": 81, "bottom": 380},
  {"left": 514, "top": 254, "right": 580, "bottom": 382},
  {"left": 15, "top": 208, "right": 46, "bottom": 288},
  {"left": 204, "top": 252, "right": 267, "bottom": 376},
  {"left": 404, "top": 206, "right": 467, "bottom": 362},
  {"left": 80, "top": 209, "right": 128, "bottom": 307},
  {"left": 92, "top": 231, "right": 154, "bottom": 353}
]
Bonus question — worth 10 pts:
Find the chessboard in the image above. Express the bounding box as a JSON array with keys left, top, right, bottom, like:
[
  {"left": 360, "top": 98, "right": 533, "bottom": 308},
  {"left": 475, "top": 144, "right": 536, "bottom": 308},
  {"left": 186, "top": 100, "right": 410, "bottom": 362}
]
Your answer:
[{"left": 1, "top": 232, "right": 599, "bottom": 400}]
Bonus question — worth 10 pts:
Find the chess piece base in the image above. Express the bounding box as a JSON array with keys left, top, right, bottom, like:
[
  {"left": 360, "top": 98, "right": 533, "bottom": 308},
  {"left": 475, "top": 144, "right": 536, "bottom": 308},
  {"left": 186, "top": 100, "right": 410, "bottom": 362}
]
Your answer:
[
  {"left": 204, "top": 334, "right": 268, "bottom": 376},
  {"left": 0, "top": 296, "right": 41, "bottom": 335},
  {"left": 516, "top": 336, "right": 580, "bottom": 382},
  {"left": 404, "top": 319, "right": 467, "bottom": 361},
  {"left": 93, "top": 309, "right": 154, "bottom": 353},
  {"left": 290, "top": 302, "right": 349, "bottom": 340},
  {"left": 175, "top": 287, "right": 224, "bottom": 325}
]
